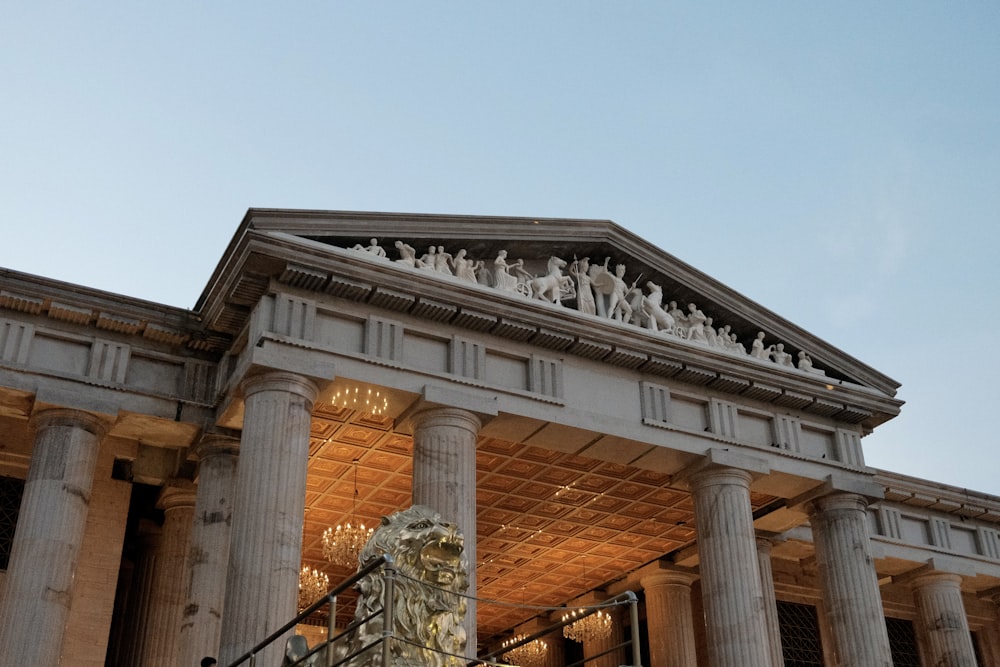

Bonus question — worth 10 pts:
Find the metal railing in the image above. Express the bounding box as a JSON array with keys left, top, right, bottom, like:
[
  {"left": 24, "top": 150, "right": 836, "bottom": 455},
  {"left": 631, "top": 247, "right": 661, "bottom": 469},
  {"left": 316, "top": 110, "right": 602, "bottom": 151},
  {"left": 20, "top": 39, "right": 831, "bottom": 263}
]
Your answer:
[
  {"left": 224, "top": 553, "right": 395, "bottom": 667},
  {"left": 225, "top": 560, "right": 642, "bottom": 667},
  {"left": 475, "top": 591, "right": 643, "bottom": 667}
]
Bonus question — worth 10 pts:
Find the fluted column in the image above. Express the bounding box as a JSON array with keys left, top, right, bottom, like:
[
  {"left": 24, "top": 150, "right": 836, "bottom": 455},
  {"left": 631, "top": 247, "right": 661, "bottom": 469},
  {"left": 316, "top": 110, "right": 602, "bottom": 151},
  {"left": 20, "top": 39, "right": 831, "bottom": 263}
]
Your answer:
[
  {"left": 141, "top": 482, "right": 197, "bottom": 667},
  {"left": 179, "top": 435, "right": 239, "bottom": 667},
  {"left": 641, "top": 570, "right": 699, "bottom": 667},
  {"left": 218, "top": 371, "right": 319, "bottom": 667},
  {"left": 808, "top": 492, "right": 892, "bottom": 667},
  {"left": 0, "top": 408, "right": 107, "bottom": 667},
  {"left": 689, "top": 464, "right": 771, "bottom": 667},
  {"left": 410, "top": 406, "right": 481, "bottom": 658},
  {"left": 756, "top": 537, "right": 785, "bottom": 667},
  {"left": 911, "top": 571, "right": 977, "bottom": 667}
]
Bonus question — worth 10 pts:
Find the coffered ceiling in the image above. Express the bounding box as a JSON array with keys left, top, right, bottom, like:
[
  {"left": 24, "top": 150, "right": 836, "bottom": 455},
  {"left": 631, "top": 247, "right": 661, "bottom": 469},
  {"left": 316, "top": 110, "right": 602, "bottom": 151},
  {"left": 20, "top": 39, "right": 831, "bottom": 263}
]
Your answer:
[{"left": 299, "top": 401, "right": 778, "bottom": 642}]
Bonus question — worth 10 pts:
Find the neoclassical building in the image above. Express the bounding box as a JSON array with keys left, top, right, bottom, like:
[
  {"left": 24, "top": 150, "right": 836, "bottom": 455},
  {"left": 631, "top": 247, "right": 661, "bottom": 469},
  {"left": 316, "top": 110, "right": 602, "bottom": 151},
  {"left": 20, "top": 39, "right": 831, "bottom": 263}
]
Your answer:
[{"left": 1, "top": 209, "right": 999, "bottom": 667}]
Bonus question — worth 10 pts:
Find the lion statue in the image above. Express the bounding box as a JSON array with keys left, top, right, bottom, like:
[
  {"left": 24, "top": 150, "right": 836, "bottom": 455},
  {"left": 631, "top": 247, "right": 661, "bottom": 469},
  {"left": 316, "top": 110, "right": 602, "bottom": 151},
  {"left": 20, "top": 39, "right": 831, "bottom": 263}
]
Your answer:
[{"left": 337, "top": 505, "right": 468, "bottom": 667}]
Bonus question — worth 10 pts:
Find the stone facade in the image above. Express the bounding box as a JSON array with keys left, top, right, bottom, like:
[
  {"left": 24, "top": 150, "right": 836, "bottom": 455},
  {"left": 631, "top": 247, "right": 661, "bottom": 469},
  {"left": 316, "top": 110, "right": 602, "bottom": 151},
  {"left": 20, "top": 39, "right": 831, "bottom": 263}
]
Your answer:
[{"left": 0, "top": 209, "right": 998, "bottom": 666}]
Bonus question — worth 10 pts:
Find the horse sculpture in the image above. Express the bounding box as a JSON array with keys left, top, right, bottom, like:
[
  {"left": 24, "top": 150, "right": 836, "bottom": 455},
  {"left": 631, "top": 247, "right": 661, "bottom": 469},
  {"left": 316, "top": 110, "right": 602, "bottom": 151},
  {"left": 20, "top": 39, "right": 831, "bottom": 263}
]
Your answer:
[{"left": 528, "top": 256, "right": 573, "bottom": 304}]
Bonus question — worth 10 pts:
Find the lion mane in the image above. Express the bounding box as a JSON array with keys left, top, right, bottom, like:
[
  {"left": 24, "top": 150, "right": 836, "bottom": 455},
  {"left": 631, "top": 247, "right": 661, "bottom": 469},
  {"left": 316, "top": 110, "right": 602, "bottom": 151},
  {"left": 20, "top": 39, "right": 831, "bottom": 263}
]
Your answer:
[{"left": 343, "top": 505, "right": 468, "bottom": 667}]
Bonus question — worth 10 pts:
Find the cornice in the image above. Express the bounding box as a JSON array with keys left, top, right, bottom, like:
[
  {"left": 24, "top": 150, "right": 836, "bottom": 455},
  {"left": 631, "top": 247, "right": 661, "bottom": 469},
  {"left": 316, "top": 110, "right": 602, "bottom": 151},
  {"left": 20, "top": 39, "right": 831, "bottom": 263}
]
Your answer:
[
  {"left": 0, "top": 267, "right": 215, "bottom": 352},
  {"left": 875, "top": 469, "right": 1000, "bottom": 522}
]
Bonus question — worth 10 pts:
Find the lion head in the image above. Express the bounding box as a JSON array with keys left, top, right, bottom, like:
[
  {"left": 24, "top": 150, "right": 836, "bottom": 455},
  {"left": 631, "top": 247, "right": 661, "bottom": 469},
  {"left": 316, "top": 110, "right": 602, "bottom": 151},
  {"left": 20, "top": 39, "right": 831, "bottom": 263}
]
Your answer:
[{"left": 345, "top": 505, "right": 468, "bottom": 667}]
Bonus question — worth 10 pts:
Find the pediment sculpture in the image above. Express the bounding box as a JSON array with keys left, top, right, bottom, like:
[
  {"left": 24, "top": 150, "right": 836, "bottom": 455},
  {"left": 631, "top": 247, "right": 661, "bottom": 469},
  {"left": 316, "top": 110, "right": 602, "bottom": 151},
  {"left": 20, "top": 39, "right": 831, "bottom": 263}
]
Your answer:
[{"left": 347, "top": 240, "right": 827, "bottom": 377}]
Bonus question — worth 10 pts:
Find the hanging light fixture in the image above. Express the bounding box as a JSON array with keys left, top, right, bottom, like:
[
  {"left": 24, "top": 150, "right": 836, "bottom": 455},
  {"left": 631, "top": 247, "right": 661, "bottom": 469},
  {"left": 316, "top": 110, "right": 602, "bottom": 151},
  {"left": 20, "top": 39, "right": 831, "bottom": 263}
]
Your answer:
[
  {"left": 322, "top": 459, "right": 374, "bottom": 569},
  {"left": 298, "top": 565, "right": 329, "bottom": 611},
  {"left": 331, "top": 386, "right": 389, "bottom": 416},
  {"left": 501, "top": 635, "right": 548, "bottom": 667},
  {"left": 562, "top": 608, "right": 613, "bottom": 643}
]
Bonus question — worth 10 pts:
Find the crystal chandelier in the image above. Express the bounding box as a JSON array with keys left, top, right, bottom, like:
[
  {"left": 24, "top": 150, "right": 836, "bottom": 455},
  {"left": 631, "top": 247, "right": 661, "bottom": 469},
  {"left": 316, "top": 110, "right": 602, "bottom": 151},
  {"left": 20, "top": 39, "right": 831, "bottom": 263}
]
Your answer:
[
  {"left": 562, "top": 608, "right": 613, "bottom": 643},
  {"left": 298, "top": 565, "right": 329, "bottom": 610},
  {"left": 501, "top": 635, "right": 548, "bottom": 667},
  {"left": 332, "top": 386, "right": 389, "bottom": 416},
  {"left": 322, "top": 460, "right": 374, "bottom": 569}
]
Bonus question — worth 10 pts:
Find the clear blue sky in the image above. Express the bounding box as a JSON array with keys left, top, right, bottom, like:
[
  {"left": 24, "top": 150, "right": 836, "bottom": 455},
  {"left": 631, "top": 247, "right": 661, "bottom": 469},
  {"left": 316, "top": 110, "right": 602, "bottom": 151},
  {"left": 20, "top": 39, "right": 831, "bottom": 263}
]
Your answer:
[{"left": 2, "top": 3, "right": 998, "bottom": 493}]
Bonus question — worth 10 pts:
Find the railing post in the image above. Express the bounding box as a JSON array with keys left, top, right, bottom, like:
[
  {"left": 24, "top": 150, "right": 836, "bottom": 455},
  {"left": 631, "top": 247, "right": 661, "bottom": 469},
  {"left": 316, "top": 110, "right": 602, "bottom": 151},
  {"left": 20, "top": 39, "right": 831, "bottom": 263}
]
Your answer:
[
  {"left": 326, "top": 593, "right": 338, "bottom": 667},
  {"left": 627, "top": 592, "right": 642, "bottom": 667},
  {"left": 381, "top": 557, "right": 397, "bottom": 667}
]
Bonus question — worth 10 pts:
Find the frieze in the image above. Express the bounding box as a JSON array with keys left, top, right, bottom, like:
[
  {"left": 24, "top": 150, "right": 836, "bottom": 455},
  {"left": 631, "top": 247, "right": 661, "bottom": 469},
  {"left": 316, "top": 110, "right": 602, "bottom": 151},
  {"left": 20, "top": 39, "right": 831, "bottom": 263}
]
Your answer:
[{"left": 340, "top": 238, "right": 831, "bottom": 379}]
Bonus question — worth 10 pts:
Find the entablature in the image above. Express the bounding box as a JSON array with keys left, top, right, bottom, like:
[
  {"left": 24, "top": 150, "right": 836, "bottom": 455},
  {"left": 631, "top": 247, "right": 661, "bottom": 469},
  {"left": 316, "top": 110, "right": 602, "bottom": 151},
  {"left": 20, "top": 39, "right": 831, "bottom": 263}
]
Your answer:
[{"left": 204, "top": 226, "right": 902, "bottom": 434}]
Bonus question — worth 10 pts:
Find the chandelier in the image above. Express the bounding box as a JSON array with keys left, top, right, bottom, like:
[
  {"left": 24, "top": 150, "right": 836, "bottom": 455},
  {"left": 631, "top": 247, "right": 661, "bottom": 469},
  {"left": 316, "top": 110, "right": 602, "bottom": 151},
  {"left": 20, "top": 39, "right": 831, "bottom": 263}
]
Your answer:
[
  {"left": 331, "top": 386, "right": 389, "bottom": 416},
  {"left": 298, "top": 565, "right": 329, "bottom": 610},
  {"left": 562, "top": 608, "right": 613, "bottom": 643},
  {"left": 501, "top": 635, "right": 548, "bottom": 667},
  {"left": 322, "top": 460, "right": 374, "bottom": 569}
]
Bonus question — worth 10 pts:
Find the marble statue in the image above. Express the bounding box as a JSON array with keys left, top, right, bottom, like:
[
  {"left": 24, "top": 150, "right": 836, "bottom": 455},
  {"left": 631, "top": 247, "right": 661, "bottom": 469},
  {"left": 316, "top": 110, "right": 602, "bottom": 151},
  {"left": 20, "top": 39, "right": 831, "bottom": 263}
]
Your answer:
[
  {"left": 568, "top": 257, "right": 596, "bottom": 315},
  {"left": 419, "top": 246, "right": 438, "bottom": 271},
  {"left": 797, "top": 350, "right": 826, "bottom": 375},
  {"left": 641, "top": 281, "right": 676, "bottom": 333},
  {"left": 493, "top": 250, "right": 526, "bottom": 294},
  {"left": 590, "top": 259, "right": 637, "bottom": 322},
  {"left": 452, "top": 249, "right": 483, "bottom": 284},
  {"left": 727, "top": 333, "right": 747, "bottom": 354},
  {"left": 528, "top": 256, "right": 572, "bottom": 305},
  {"left": 394, "top": 241, "right": 418, "bottom": 268},
  {"left": 339, "top": 505, "right": 468, "bottom": 667},
  {"left": 685, "top": 303, "right": 708, "bottom": 343},
  {"left": 751, "top": 332, "right": 768, "bottom": 359},
  {"left": 434, "top": 246, "right": 453, "bottom": 275},
  {"left": 771, "top": 343, "right": 794, "bottom": 367},
  {"left": 352, "top": 238, "right": 387, "bottom": 258}
]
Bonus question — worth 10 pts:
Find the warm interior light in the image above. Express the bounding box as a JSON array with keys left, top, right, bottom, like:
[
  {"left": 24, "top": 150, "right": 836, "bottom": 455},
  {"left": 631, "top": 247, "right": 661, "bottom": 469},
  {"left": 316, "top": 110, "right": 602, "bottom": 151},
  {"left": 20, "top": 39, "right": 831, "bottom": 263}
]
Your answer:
[{"left": 331, "top": 386, "right": 389, "bottom": 416}]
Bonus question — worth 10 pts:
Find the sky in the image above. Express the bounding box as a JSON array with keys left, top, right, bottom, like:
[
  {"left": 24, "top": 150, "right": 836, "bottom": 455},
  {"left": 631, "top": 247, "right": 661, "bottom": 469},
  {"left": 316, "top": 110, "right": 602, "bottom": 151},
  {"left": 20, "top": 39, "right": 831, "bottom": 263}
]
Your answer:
[{"left": 2, "top": 3, "right": 998, "bottom": 494}]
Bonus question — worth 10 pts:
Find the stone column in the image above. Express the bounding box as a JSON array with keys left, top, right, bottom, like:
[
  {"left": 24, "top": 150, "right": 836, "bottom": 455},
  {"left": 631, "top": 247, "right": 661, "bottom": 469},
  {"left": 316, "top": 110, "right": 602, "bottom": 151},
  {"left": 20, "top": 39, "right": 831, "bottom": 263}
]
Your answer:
[
  {"left": 179, "top": 434, "right": 239, "bottom": 667},
  {"left": 141, "top": 482, "right": 197, "bottom": 667},
  {"left": 0, "top": 408, "right": 107, "bottom": 667},
  {"left": 120, "top": 522, "right": 161, "bottom": 667},
  {"left": 911, "top": 571, "right": 977, "bottom": 667},
  {"left": 410, "top": 406, "right": 481, "bottom": 658},
  {"left": 808, "top": 492, "right": 892, "bottom": 667},
  {"left": 756, "top": 536, "right": 785, "bottom": 667},
  {"left": 218, "top": 371, "right": 318, "bottom": 667},
  {"left": 640, "top": 570, "right": 699, "bottom": 667},
  {"left": 689, "top": 464, "right": 771, "bottom": 667}
]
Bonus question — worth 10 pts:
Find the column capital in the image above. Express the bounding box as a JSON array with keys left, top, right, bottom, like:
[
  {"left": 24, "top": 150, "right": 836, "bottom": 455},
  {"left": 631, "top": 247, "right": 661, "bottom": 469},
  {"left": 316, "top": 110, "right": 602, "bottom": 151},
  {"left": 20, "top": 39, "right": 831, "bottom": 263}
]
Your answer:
[
  {"left": 894, "top": 557, "right": 976, "bottom": 587},
  {"left": 30, "top": 407, "right": 110, "bottom": 438},
  {"left": 792, "top": 474, "right": 884, "bottom": 512},
  {"left": 240, "top": 370, "right": 319, "bottom": 403},
  {"left": 672, "top": 448, "right": 769, "bottom": 492},
  {"left": 157, "top": 480, "right": 197, "bottom": 512},
  {"left": 399, "top": 384, "right": 497, "bottom": 431},
  {"left": 639, "top": 568, "right": 699, "bottom": 591},
  {"left": 192, "top": 432, "right": 241, "bottom": 460}
]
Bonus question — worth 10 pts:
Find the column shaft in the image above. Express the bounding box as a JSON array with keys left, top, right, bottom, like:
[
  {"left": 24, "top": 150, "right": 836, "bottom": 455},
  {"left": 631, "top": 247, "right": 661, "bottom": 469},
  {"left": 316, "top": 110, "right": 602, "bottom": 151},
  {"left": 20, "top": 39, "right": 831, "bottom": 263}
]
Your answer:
[
  {"left": 140, "top": 484, "right": 196, "bottom": 667},
  {"left": 0, "top": 408, "right": 106, "bottom": 667},
  {"left": 641, "top": 571, "right": 698, "bottom": 667},
  {"left": 218, "top": 372, "right": 318, "bottom": 667},
  {"left": 179, "top": 436, "right": 239, "bottom": 667},
  {"left": 809, "top": 492, "right": 892, "bottom": 667},
  {"left": 689, "top": 465, "right": 771, "bottom": 667},
  {"left": 756, "top": 538, "right": 785, "bottom": 667},
  {"left": 911, "top": 572, "right": 977, "bottom": 667},
  {"left": 410, "top": 406, "right": 480, "bottom": 658}
]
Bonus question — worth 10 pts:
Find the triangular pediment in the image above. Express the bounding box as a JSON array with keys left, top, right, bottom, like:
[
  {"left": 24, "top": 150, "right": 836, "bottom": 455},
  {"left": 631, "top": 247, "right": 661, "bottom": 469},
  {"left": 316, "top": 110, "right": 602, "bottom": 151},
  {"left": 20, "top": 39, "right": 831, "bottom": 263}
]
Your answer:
[{"left": 198, "top": 208, "right": 901, "bottom": 427}]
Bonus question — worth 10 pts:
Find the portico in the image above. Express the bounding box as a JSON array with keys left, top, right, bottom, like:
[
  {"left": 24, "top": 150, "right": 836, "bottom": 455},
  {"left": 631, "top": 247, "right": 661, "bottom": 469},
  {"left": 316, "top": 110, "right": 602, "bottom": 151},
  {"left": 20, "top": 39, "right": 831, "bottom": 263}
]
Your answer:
[{"left": 1, "top": 209, "right": 999, "bottom": 666}]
